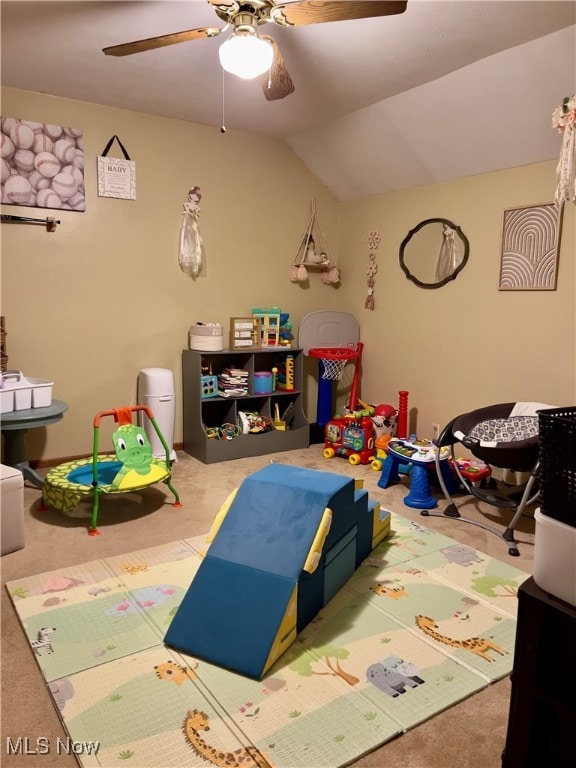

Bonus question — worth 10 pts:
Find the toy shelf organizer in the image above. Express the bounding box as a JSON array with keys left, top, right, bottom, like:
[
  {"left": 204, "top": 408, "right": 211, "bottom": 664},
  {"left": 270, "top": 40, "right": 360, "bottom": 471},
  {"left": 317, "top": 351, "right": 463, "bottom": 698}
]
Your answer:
[{"left": 290, "top": 199, "right": 340, "bottom": 285}]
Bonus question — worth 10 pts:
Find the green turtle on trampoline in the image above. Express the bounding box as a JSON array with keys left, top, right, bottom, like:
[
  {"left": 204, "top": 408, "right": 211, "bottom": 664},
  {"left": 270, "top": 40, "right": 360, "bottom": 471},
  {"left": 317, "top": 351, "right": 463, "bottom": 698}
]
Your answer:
[{"left": 41, "top": 405, "right": 181, "bottom": 535}]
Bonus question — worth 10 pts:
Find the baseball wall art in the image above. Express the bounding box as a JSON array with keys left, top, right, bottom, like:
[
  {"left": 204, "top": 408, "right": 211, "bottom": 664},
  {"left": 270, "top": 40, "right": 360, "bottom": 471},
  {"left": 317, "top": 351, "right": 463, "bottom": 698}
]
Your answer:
[{"left": 0, "top": 117, "right": 85, "bottom": 212}]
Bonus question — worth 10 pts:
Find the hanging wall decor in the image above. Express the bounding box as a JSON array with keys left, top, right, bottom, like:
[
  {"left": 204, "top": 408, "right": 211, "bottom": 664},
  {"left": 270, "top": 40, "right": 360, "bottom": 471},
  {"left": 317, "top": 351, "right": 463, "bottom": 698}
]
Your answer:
[
  {"left": 97, "top": 135, "right": 136, "bottom": 200},
  {"left": 498, "top": 202, "right": 563, "bottom": 291},
  {"left": 178, "top": 186, "right": 206, "bottom": 278},
  {"left": 365, "top": 229, "right": 381, "bottom": 310},
  {"left": 435, "top": 225, "right": 459, "bottom": 283},
  {"left": 290, "top": 199, "right": 340, "bottom": 285},
  {"left": 552, "top": 95, "right": 576, "bottom": 205},
  {"left": 1, "top": 117, "right": 85, "bottom": 211}
]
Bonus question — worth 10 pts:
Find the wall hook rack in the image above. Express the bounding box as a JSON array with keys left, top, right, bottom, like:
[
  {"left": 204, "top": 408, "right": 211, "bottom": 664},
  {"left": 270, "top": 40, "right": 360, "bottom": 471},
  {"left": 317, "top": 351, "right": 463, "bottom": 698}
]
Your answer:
[{"left": 1, "top": 214, "right": 60, "bottom": 232}]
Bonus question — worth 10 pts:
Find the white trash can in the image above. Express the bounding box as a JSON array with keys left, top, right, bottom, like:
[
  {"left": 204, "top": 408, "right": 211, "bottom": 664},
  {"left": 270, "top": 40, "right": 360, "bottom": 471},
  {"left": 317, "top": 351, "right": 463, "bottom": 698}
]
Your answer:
[{"left": 138, "top": 368, "right": 177, "bottom": 462}]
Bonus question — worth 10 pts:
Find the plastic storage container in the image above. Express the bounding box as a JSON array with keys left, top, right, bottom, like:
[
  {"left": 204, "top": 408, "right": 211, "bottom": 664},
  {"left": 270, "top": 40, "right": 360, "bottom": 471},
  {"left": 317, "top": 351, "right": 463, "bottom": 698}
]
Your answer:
[
  {"left": 533, "top": 509, "right": 576, "bottom": 607},
  {"left": 137, "top": 368, "right": 177, "bottom": 462},
  {"left": 0, "top": 371, "right": 53, "bottom": 413}
]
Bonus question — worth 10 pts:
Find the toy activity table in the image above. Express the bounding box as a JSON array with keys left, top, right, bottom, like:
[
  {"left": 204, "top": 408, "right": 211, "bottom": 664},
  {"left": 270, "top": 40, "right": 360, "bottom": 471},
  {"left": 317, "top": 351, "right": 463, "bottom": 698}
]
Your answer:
[
  {"left": 0, "top": 400, "right": 68, "bottom": 488},
  {"left": 378, "top": 437, "right": 450, "bottom": 509}
]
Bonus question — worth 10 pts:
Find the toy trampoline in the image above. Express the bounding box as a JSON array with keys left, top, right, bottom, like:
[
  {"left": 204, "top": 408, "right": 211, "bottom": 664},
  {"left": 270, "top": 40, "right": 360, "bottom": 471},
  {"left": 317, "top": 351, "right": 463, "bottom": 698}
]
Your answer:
[
  {"left": 42, "top": 405, "right": 181, "bottom": 535},
  {"left": 424, "top": 402, "right": 553, "bottom": 556}
]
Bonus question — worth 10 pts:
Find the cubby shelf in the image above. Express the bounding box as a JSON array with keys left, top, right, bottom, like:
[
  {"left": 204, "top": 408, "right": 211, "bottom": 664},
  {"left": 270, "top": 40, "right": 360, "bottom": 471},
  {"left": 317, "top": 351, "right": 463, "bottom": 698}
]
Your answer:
[{"left": 182, "top": 348, "right": 310, "bottom": 464}]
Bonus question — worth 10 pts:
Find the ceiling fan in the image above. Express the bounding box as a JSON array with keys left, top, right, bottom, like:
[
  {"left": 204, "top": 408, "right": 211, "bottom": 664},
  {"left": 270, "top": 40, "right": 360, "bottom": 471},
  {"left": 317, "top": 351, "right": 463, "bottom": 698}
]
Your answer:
[{"left": 103, "top": 1, "right": 407, "bottom": 102}]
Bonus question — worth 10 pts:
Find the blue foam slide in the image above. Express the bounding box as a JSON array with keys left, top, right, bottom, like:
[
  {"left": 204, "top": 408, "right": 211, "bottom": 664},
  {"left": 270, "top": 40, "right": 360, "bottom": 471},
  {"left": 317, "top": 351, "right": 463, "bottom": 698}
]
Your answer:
[{"left": 164, "top": 463, "right": 390, "bottom": 678}]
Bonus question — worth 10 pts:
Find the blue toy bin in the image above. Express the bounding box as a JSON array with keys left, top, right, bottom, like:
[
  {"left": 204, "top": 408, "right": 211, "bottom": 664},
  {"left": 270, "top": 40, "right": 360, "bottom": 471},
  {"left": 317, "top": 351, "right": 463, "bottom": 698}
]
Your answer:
[{"left": 253, "top": 371, "right": 274, "bottom": 395}]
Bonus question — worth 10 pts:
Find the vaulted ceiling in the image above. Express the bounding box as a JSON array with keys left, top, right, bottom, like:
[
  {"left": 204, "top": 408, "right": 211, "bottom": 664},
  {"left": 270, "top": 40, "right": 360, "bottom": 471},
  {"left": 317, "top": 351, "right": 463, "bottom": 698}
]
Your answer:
[{"left": 2, "top": 1, "right": 575, "bottom": 199}]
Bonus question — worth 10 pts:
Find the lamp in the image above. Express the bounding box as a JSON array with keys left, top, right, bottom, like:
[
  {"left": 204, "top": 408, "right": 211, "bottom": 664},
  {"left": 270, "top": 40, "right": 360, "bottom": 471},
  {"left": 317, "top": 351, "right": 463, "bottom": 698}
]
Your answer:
[{"left": 218, "top": 14, "right": 273, "bottom": 80}]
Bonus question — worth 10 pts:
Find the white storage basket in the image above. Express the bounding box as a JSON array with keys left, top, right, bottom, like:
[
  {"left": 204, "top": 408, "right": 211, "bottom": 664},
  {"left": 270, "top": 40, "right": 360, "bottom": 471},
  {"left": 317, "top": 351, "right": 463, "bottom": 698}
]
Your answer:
[{"left": 189, "top": 323, "right": 224, "bottom": 351}]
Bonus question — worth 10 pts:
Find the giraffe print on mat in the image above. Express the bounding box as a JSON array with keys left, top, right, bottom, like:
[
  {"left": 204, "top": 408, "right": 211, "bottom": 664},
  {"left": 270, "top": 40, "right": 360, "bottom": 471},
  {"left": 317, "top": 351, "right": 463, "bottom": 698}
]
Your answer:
[
  {"left": 182, "top": 709, "right": 271, "bottom": 768},
  {"left": 415, "top": 615, "right": 507, "bottom": 662}
]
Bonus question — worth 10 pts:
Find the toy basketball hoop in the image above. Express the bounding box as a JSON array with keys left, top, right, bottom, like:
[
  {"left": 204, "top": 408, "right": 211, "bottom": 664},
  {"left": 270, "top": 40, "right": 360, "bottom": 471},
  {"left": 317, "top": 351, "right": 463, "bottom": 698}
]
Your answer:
[
  {"left": 309, "top": 343, "right": 363, "bottom": 428},
  {"left": 309, "top": 347, "right": 358, "bottom": 381},
  {"left": 298, "top": 312, "right": 362, "bottom": 432}
]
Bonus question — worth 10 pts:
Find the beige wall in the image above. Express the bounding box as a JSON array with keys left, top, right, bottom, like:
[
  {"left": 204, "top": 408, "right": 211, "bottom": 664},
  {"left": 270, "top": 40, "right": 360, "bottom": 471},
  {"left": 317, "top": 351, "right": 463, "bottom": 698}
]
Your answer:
[
  {"left": 2, "top": 88, "right": 574, "bottom": 463},
  {"left": 1, "top": 88, "right": 340, "bottom": 460},
  {"left": 337, "top": 162, "right": 575, "bottom": 435}
]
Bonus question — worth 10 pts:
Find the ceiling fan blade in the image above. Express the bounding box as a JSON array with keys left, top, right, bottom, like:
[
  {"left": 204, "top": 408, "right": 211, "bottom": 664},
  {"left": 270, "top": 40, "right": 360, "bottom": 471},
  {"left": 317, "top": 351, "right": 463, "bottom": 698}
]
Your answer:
[
  {"left": 206, "top": 1, "right": 238, "bottom": 8},
  {"left": 260, "top": 36, "right": 295, "bottom": 101},
  {"left": 103, "top": 27, "right": 222, "bottom": 57},
  {"left": 272, "top": 1, "right": 407, "bottom": 26}
]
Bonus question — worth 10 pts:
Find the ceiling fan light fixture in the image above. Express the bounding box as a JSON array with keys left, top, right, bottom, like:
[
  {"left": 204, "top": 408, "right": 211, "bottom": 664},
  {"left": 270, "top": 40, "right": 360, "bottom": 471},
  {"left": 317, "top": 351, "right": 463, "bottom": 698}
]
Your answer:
[{"left": 219, "top": 29, "right": 273, "bottom": 79}]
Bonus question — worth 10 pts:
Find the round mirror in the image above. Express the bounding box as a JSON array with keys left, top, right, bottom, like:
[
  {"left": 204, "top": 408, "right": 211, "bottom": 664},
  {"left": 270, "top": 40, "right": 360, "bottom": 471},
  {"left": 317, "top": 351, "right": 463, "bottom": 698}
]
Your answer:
[{"left": 399, "top": 218, "right": 469, "bottom": 289}]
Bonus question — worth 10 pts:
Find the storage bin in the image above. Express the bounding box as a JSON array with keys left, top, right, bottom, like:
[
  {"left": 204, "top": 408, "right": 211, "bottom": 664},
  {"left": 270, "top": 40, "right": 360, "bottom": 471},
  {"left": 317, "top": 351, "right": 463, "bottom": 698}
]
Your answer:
[
  {"left": 189, "top": 323, "right": 224, "bottom": 351},
  {"left": 0, "top": 464, "right": 25, "bottom": 555},
  {"left": 0, "top": 387, "right": 14, "bottom": 414},
  {"left": 533, "top": 509, "right": 576, "bottom": 607},
  {"left": 0, "top": 371, "right": 53, "bottom": 412},
  {"left": 28, "top": 377, "right": 54, "bottom": 408},
  {"left": 2, "top": 371, "right": 31, "bottom": 410},
  {"left": 538, "top": 406, "right": 576, "bottom": 525}
]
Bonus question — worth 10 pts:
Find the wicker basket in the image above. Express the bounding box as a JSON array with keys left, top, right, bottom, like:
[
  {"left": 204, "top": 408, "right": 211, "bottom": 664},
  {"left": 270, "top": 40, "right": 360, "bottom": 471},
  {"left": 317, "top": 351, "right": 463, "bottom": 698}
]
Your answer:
[{"left": 538, "top": 406, "right": 576, "bottom": 526}]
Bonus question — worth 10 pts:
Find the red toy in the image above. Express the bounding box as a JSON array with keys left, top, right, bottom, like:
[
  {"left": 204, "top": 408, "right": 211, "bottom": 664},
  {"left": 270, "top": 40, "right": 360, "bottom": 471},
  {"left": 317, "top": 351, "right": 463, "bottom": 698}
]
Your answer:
[
  {"left": 323, "top": 411, "right": 375, "bottom": 465},
  {"left": 397, "top": 390, "right": 409, "bottom": 438},
  {"left": 451, "top": 458, "right": 491, "bottom": 485},
  {"left": 323, "top": 391, "right": 408, "bottom": 466}
]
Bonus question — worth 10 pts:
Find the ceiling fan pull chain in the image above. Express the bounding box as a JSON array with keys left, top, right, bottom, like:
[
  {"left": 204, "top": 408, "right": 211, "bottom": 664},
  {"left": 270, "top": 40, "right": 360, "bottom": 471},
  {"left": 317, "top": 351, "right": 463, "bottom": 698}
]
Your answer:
[{"left": 220, "top": 69, "right": 227, "bottom": 133}]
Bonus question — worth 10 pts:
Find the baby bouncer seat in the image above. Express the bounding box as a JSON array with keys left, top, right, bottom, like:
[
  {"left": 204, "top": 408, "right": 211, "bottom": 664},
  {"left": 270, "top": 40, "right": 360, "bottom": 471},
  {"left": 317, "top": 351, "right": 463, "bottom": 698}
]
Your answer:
[{"left": 426, "top": 402, "right": 553, "bottom": 556}]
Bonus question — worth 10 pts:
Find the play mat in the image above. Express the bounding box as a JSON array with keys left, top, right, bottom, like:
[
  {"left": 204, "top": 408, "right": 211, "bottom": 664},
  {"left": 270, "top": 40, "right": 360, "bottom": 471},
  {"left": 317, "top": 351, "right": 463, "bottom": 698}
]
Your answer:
[{"left": 6, "top": 514, "right": 529, "bottom": 768}]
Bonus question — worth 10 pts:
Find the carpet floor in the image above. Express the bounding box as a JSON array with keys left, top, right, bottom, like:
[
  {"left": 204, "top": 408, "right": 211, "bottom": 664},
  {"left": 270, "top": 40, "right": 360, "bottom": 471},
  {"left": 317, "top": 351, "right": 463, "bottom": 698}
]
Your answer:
[{"left": 1, "top": 447, "right": 538, "bottom": 768}]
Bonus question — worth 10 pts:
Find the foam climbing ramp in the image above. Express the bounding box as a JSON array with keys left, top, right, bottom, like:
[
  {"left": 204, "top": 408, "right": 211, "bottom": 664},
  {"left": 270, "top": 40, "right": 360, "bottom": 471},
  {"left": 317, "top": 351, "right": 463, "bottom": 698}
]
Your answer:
[{"left": 165, "top": 464, "right": 388, "bottom": 677}]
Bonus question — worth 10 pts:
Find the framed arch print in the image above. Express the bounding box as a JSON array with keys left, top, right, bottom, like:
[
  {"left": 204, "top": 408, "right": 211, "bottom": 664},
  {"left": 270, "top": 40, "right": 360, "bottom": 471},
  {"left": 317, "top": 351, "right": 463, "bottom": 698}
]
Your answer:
[{"left": 499, "top": 202, "right": 563, "bottom": 290}]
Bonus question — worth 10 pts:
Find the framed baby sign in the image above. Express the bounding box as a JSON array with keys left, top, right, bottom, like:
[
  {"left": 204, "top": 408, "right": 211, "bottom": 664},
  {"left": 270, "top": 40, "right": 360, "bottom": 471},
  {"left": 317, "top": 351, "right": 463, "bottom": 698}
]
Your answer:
[{"left": 97, "top": 135, "right": 136, "bottom": 200}]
